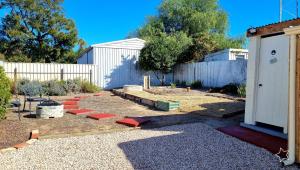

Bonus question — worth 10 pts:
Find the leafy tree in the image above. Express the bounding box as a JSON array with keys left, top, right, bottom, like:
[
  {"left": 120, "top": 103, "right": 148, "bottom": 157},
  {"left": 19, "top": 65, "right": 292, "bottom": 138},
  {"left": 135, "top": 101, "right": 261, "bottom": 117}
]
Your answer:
[
  {"left": 0, "top": 0, "right": 83, "bottom": 63},
  {"left": 137, "top": 0, "right": 245, "bottom": 62},
  {"left": 139, "top": 32, "right": 191, "bottom": 85}
]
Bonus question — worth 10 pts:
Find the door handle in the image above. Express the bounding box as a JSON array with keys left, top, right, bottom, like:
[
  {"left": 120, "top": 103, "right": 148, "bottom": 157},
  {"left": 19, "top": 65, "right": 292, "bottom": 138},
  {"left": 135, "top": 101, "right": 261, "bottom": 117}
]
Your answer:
[{"left": 259, "top": 84, "right": 263, "bottom": 87}]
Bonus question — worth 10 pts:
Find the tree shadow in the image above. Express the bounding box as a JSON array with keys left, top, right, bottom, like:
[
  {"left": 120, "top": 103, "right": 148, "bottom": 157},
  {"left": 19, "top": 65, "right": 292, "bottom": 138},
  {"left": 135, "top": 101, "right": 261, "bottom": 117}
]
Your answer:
[
  {"left": 104, "top": 54, "right": 172, "bottom": 89},
  {"left": 116, "top": 101, "right": 284, "bottom": 169}
]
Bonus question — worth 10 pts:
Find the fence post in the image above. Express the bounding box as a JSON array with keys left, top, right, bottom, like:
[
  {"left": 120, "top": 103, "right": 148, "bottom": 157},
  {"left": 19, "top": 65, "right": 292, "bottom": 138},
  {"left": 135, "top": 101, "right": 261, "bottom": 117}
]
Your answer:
[
  {"left": 14, "top": 68, "right": 17, "bottom": 95},
  {"left": 60, "top": 68, "right": 64, "bottom": 81},
  {"left": 89, "top": 69, "right": 92, "bottom": 84}
]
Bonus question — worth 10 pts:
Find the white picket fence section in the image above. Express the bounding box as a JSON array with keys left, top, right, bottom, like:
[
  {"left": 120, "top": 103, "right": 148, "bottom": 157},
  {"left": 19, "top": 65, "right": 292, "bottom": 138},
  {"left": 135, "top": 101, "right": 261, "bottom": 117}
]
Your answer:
[
  {"left": 174, "top": 60, "right": 247, "bottom": 87},
  {"left": 3, "top": 62, "right": 100, "bottom": 86}
]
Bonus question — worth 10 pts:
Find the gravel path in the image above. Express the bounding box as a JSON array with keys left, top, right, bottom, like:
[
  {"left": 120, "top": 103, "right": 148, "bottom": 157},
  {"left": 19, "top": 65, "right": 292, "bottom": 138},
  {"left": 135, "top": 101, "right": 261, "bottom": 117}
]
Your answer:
[{"left": 0, "top": 123, "right": 297, "bottom": 170}]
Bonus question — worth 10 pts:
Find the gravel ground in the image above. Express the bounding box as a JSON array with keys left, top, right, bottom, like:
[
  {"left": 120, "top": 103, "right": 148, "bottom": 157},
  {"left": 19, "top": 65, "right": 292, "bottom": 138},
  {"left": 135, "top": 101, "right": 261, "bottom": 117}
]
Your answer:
[{"left": 0, "top": 123, "right": 298, "bottom": 170}]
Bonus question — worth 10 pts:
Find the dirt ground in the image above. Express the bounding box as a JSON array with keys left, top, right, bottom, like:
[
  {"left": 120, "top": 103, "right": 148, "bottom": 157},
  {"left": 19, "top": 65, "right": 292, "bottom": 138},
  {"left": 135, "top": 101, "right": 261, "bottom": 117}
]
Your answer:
[{"left": 0, "top": 90, "right": 245, "bottom": 149}]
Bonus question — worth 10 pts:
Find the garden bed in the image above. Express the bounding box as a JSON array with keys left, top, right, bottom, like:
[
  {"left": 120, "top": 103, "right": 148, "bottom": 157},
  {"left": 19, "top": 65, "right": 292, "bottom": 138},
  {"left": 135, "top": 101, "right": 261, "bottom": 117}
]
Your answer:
[{"left": 112, "top": 89, "right": 245, "bottom": 118}]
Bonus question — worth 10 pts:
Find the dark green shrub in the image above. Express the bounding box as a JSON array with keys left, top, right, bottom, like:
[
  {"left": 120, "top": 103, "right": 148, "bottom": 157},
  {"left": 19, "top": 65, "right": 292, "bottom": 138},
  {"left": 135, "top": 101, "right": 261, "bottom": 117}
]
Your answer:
[
  {"left": 191, "top": 81, "right": 203, "bottom": 89},
  {"left": 81, "top": 81, "right": 100, "bottom": 93},
  {"left": 238, "top": 84, "right": 246, "bottom": 97},
  {"left": 220, "top": 83, "right": 239, "bottom": 94},
  {"left": 63, "top": 79, "right": 81, "bottom": 93},
  {"left": 42, "top": 80, "right": 66, "bottom": 96},
  {"left": 0, "top": 66, "right": 11, "bottom": 119}
]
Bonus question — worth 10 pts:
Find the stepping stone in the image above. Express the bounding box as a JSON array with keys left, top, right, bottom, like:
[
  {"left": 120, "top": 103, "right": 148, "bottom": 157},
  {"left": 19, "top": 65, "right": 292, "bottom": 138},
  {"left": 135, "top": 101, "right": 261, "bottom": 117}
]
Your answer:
[
  {"left": 116, "top": 117, "right": 150, "bottom": 127},
  {"left": 64, "top": 105, "right": 79, "bottom": 110},
  {"left": 63, "top": 101, "right": 78, "bottom": 105},
  {"left": 87, "top": 113, "right": 116, "bottom": 120},
  {"left": 93, "top": 93, "right": 102, "bottom": 96},
  {"left": 66, "top": 98, "right": 80, "bottom": 101},
  {"left": 67, "top": 109, "right": 94, "bottom": 115}
]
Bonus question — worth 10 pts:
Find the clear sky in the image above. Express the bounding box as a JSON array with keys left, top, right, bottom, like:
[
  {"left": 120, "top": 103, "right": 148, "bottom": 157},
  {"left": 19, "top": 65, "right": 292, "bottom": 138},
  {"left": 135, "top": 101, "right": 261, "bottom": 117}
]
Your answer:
[{"left": 2, "top": 0, "right": 299, "bottom": 47}]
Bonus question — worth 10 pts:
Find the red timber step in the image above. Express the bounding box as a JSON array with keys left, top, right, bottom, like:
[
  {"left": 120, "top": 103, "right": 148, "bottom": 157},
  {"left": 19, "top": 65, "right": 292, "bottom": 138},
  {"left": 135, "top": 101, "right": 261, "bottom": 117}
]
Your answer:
[
  {"left": 217, "top": 126, "right": 287, "bottom": 157},
  {"left": 64, "top": 105, "right": 79, "bottom": 110},
  {"left": 63, "top": 101, "right": 78, "bottom": 105},
  {"left": 116, "top": 117, "right": 150, "bottom": 127},
  {"left": 87, "top": 113, "right": 116, "bottom": 120},
  {"left": 67, "top": 109, "right": 94, "bottom": 115},
  {"left": 66, "top": 98, "right": 80, "bottom": 101}
]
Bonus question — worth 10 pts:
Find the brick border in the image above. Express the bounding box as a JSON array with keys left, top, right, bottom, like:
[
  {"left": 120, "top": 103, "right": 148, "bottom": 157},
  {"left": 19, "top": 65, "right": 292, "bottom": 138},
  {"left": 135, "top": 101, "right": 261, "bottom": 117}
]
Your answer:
[{"left": 0, "top": 129, "right": 39, "bottom": 153}]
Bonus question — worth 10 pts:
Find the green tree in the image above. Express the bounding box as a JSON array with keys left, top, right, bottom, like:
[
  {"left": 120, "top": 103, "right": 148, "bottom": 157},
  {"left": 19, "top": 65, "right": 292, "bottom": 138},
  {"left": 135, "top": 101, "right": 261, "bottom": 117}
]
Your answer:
[
  {"left": 139, "top": 32, "right": 191, "bottom": 85},
  {"left": 0, "top": 0, "right": 83, "bottom": 63},
  {"left": 137, "top": 0, "right": 245, "bottom": 62}
]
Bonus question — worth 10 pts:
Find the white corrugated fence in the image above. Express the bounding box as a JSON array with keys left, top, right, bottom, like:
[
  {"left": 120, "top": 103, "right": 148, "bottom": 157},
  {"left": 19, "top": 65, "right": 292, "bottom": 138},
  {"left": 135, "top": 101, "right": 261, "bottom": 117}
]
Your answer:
[
  {"left": 3, "top": 62, "right": 100, "bottom": 86},
  {"left": 173, "top": 60, "right": 247, "bottom": 87}
]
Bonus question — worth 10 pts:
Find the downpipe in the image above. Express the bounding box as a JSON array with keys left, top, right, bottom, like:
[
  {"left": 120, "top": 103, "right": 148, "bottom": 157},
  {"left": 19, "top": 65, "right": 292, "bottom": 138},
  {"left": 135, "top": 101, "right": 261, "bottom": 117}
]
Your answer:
[{"left": 283, "top": 34, "right": 296, "bottom": 166}]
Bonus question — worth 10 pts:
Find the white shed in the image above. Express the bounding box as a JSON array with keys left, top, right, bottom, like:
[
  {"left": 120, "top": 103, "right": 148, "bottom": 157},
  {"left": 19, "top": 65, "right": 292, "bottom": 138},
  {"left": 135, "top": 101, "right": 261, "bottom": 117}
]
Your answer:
[
  {"left": 243, "top": 19, "right": 300, "bottom": 165},
  {"left": 204, "top": 48, "right": 248, "bottom": 62},
  {"left": 77, "top": 38, "right": 146, "bottom": 89}
]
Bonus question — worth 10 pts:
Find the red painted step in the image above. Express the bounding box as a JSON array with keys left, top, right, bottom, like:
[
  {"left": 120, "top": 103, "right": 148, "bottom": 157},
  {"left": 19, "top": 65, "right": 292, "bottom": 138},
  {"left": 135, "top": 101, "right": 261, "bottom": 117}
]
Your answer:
[
  {"left": 116, "top": 117, "right": 150, "bottom": 127},
  {"left": 67, "top": 109, "right": 94, "bottom": 115},
  {"left": 66, "top": 98, "right": 80, "bottom": 101},
  {"left": 64, "top": 105, "right": 79, "bottom": 110},
  {"left": 217, "top": 126, "right": 287, "bottom": 157},
  {"left": 87, "top": 113, "right": 116, "bottom": 120},
  {"left": 63, "top": 101, "right": 78, "bottom": 105}
]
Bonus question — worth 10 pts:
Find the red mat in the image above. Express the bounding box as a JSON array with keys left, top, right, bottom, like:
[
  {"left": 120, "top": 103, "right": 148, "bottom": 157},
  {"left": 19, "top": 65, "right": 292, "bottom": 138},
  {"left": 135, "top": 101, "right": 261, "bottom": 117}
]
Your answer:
[
  {"left": 66, "top": 98, "right": 80, "bottom": 101},
  {"left": 67, "top": 109, "right": 94, "bottom": 115},
  {"left": 63, "top": 101, "right": 78, "bottom": 105},
  {"left": 64, "top": 105, "right": 79, "bottom": 110},
  {"left": 116, "top": 117, "right": 149, "bottom": 127},
  {"left": 217, "top": 126, "right": 287, "bottom": 155},
  {"left": 87, "top": 113, "right": 116, "bottom": 120}
]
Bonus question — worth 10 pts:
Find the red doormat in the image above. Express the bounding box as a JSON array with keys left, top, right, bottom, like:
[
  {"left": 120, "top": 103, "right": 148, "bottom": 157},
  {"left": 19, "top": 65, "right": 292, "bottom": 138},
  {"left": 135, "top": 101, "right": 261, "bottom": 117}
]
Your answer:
[
  {"left": 116, "top": 117, "right": 150, "bottom": 127},
  {"left": 67, "top": 109, "right": 94, "bottom": 115},
  {"left": 66, "top": 98, "right": 80, "bottom": 101},
  {"left": 64, "top": 105, "right": 79, "bottom": 110},
  {"left": 63, "top": 101, "right": 78, "bottom": 105},
  {"left": 87, "top": 113, "right": 116, "bottom": 120},
  {"left": 217, "top": 126, "right": 287, "bottom": 155}
]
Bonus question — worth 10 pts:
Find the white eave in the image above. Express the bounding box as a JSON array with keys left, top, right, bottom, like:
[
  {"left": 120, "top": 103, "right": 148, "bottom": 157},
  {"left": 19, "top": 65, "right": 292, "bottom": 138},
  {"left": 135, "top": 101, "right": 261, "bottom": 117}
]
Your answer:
[{"left": 91, "top": 38, "right": 145, "bottom": 50}]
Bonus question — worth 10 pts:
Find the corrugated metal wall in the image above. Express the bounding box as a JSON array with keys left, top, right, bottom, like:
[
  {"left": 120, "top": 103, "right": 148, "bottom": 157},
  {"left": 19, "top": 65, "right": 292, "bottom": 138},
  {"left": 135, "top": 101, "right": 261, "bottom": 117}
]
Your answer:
[
  {"left": 3, "top": 62, "right": 100, "bottom": 86},
  {"left": 93, "top": 47, "right": 144, "bottom": 89},
  {"left": 174, "top": 60, "right": 247, "bottom": 87}
]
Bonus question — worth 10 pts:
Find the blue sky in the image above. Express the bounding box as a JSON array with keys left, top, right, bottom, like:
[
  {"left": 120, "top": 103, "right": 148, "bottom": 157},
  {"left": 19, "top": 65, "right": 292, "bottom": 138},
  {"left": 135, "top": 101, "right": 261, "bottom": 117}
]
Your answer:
[
  {"left": 1, "top": 0, "right": 298, "bottom": 47},
  {"left": 63, "top": 0, "right": 299, "bottom": 47}
]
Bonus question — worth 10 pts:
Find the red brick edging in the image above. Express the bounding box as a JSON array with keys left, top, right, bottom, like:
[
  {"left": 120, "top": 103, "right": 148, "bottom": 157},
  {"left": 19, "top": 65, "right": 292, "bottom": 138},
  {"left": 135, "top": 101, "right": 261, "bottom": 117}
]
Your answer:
[{"left": 0, "top": 129, "right": 39, "bottom": 153}]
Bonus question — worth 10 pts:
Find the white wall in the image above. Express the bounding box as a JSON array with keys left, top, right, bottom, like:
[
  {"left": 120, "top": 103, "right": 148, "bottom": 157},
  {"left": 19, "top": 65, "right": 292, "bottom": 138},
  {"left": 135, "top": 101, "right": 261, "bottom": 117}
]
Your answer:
[
  {"left": 3, "top": 62, "right": 100, "bottom": 86},
  {"left": 174, "top": 60, "right": 247, "bottom": 87}
]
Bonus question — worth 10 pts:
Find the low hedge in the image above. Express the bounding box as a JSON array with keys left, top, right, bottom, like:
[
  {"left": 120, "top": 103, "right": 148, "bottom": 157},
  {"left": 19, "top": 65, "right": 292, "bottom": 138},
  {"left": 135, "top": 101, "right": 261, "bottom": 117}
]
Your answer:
[
  {"left": 15, "top": 79, "right": 101, "bottom": 96},
  {"left": 0, "top": 66, "right": 11, "bottom": 119}
]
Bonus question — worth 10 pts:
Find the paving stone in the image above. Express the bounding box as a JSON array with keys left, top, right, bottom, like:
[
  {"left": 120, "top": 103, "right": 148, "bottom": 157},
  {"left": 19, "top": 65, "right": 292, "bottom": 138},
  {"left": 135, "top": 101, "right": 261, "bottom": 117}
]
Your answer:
[{"left": 87, "top": 113, "right": 116, "bottom": 120}]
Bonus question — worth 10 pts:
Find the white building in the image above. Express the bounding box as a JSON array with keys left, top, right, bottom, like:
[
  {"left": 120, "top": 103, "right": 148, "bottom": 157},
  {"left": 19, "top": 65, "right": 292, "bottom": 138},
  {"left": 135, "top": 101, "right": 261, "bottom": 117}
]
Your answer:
[
  {"left": 204, "top": 48, "right": 248, "bottom": 62},
  {"left": 77, "top": 38, "right": 146, "bottom": 89}
]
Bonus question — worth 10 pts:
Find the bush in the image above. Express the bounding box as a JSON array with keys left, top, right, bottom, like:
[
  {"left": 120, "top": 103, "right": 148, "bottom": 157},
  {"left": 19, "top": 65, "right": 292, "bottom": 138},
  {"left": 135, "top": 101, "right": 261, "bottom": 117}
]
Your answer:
[
  {"left": 19, "top": 80, "right": 43, "bottom": 97},
  {"left": 191, "top": 81, "right": 203, "bottom": 89},
  {"left": 81, "top": 80, "right": 100, "bottom": 93},
  {"left": 170, "top": 82, "right": 176, "bottom": 88},
  {"left": 220, "top": 83, "right": 239, "bottom": 94},
  {"left": 16, "top": 79, "right": 30, "bottom": 95},
  {"left": 42, "top": 80, "right": 67, "bottom": 96},
  {"left": 63, "top": 79, "right": 81, "bottom": 93},
  {"left": 238, "top": 84, "right": 246, "bottom": 98},
  {"left": 0, "top": 66, "right": 11, "bottom": 119}
]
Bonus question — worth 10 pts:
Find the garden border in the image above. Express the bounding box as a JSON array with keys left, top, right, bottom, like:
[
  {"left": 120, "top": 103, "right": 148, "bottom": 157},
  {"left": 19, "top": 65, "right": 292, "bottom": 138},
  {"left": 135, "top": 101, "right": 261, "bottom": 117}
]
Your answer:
[{"left": 0, "top": 129, "right": 39, "bottom": 153}]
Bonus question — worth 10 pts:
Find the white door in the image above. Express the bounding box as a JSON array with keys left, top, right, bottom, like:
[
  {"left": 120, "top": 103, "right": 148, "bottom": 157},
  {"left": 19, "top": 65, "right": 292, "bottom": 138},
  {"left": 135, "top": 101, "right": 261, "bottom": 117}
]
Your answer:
[{"left": 255, "top": 35, "right": 289, "bottom": 132}]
